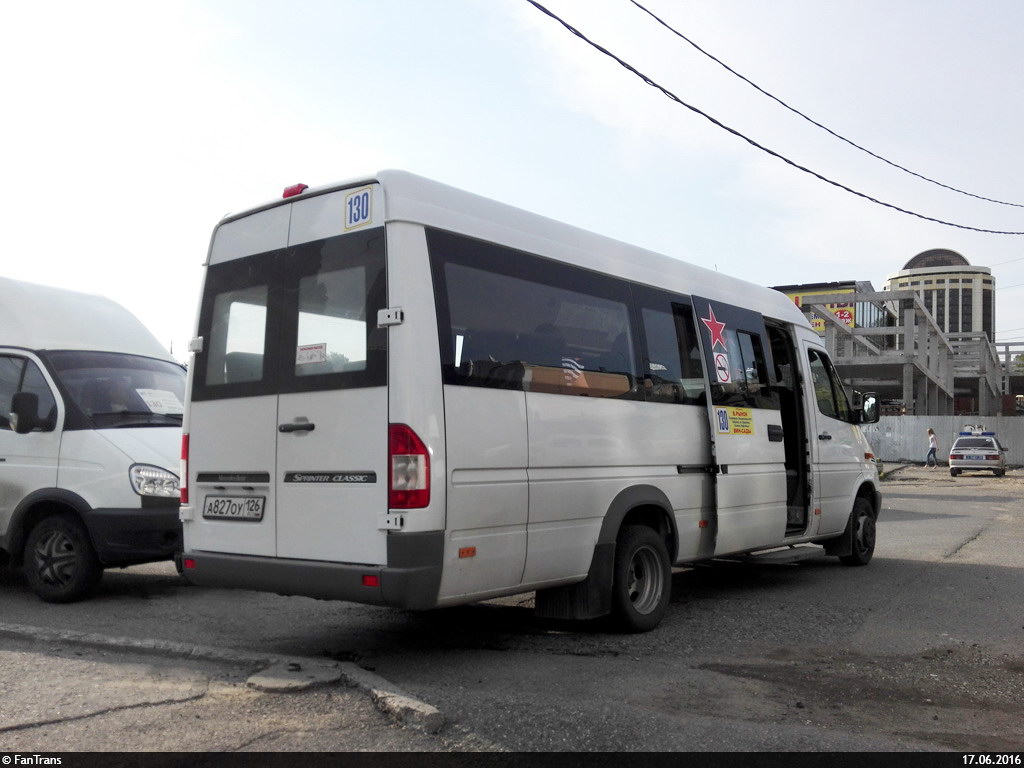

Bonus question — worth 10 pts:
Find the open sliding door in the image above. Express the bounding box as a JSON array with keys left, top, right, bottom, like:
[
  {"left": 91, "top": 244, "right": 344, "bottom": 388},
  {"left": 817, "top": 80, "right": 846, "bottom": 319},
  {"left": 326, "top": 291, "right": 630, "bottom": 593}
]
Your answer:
[{"left": 691, "top": 297, "right": 788, "bottom": 555}]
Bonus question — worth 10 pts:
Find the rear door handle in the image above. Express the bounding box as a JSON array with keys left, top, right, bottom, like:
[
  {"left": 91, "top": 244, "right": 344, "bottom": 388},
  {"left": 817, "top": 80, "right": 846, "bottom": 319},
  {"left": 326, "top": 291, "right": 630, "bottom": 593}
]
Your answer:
[
  {"left": 279, "top": 422, "right": 316, "bottom": 433},
  {"left": 818, "top": 432, "right": 832, "bottom": 441}
]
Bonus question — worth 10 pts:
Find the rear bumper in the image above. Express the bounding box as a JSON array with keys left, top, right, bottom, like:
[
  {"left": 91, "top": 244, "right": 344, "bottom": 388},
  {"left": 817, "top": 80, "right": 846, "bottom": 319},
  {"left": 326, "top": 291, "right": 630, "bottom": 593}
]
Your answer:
[
  {"left": 949, "top": 459, "right": 1003, "bottom": 472},
  {"left": 89, "top": 504, "right": 182, "bottom": 566},
  {"left": 180, "top": 530, "right": 444, "bottom": 610}
]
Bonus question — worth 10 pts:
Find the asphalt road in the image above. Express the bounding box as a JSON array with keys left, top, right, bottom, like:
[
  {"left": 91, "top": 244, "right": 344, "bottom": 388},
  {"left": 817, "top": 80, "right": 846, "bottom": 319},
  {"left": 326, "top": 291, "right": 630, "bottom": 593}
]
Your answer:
[{"left": 1, "top": 465, "right": 1022, "bottom": 752}]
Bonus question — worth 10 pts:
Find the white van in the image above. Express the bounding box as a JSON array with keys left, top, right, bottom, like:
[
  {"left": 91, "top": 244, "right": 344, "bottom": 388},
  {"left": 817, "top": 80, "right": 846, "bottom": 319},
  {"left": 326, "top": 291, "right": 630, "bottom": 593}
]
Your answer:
[
  {"left": 0, "top": 278, "right": 185, "bottom": 602},
  {"left": 179, "top": 172, "right": 881, "bottom": 631}
]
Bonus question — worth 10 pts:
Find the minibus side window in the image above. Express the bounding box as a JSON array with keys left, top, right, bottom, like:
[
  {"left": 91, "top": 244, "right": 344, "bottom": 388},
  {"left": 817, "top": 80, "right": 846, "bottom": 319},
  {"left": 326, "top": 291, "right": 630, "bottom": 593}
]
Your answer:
[
  {"left": 206, "top": 285, "right": 268, "bottom": 386},
  {"left": 430, "top": 230, "right": 640, "bottom": 400},
  {"left": 21, "top": 361, "right": 58, "bottom": 429},
  {"left": 0, "top": 356, "right": 22, "bottom": 429},
  {"left": 712, "top": 329, "right": 779, "bottom": 410},
  {"left": 808, "top": 349, "right": 851, "bottom": 422},
  {"left": 445, "top": 263, "right": 636, "bottom": 397},
  {"left": 639, "top": 305, "right": 705, "bottom": 405},
  {"left": 0, "top": 356, "right": 57, "bottom": 431}
]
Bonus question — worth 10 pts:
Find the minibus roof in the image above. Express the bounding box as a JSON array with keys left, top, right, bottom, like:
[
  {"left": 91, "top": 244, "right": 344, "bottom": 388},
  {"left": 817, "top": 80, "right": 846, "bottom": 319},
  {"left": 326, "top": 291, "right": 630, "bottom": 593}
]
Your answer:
[
  {"left": 0, "top": 276, "right": 175, "bottom": 360},
  {"left": 216, "top": 170, "right": 811, "bottom": 328}
]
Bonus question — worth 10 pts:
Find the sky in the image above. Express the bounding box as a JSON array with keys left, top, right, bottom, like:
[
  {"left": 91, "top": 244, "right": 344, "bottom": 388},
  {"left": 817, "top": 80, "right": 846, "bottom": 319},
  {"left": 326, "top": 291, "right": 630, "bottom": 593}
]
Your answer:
[{"left": 4, "top": 0, "right": 1024, "bottom": 361}]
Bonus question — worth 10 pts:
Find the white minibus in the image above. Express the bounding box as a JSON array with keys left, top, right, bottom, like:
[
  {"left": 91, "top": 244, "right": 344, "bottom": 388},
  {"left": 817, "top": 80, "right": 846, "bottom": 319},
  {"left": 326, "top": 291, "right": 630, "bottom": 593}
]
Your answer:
[
  {"left": 1, "top": 278, "right": 185, "bottom": 602},
  {"left": 179, "top": 171, "right": 881, "bottom": 631}
]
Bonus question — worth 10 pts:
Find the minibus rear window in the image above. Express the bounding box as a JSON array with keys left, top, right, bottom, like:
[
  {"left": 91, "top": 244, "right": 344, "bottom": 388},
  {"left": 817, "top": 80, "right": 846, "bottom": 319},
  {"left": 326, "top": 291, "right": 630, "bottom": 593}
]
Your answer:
[
  {"left": 295, "top": 266, "right": 368, "bottom": 377},
  {"left": 206, "top": 285, "right": 268, "bottom": 386},
  {"left": 191, "top": 227, "right": 386, "bottom": 401}
]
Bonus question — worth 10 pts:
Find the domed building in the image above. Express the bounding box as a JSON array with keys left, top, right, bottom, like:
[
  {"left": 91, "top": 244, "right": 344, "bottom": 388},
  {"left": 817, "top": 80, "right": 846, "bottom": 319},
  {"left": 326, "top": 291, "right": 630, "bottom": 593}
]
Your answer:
[{"left": 884, "top": 249, "right": 995, "bottom": 341}]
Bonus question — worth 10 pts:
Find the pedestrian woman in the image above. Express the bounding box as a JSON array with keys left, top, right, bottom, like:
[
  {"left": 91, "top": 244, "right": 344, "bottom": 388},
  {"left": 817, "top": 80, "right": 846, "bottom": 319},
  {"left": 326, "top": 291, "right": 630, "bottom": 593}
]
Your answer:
[{"left": 926, "top": 428, "right": 938, "bottom": 468}]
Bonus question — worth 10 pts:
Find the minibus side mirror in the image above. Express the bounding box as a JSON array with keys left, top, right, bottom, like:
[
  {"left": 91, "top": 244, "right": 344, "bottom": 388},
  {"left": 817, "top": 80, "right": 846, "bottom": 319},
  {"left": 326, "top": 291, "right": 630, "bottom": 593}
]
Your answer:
[
  {"left": 859, "top": 392, "right": 880, "bottom": 424},
  {"left": 10, "top": 391, "right": 40, "bottom": 434}
]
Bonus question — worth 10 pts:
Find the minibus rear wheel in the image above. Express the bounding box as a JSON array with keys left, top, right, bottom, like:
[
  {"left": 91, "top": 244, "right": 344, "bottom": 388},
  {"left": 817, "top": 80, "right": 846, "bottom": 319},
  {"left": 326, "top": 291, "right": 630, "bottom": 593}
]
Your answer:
[
  {"left": 610, "top": 525, "right": 671, "bottom": 632},
  {"left": 22, "top": 513, "right": 103, "bottom": 603}
]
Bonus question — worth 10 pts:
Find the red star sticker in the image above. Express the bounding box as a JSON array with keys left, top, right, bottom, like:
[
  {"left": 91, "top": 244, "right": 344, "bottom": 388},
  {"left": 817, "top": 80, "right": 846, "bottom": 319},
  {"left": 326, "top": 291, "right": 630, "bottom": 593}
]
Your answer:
[{"left": 700, "top": 306, "right": 727, "bottom": 350}]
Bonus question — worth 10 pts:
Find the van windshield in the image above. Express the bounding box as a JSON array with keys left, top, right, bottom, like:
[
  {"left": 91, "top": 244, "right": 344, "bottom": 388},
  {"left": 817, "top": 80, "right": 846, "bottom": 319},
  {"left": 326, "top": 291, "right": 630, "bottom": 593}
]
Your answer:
[{"left": 46, "top": 351, "right": 186, "bottom": 428}]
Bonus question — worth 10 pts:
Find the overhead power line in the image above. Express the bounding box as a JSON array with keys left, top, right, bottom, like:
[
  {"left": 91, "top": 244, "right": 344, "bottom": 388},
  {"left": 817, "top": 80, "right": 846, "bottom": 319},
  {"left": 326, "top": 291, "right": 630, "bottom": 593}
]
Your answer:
[
  {"left": 525, "top": 0, "right": 1024, "bottom": 236},
  {"left": 990, "top": 254, "right": 1024, "bottom": 267},
  {"left": 628, "top": 0, "right": 1024, "bottom": 210}
]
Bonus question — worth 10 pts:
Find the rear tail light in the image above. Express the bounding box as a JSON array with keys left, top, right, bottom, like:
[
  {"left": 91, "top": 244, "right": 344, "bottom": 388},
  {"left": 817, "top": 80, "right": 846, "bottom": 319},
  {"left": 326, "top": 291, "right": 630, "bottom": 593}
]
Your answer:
[
  {"left": 389, "top": 423, "right": 429, "bottom": 508},
  {"left": 985, "top": 455, "right": 999, "bottom": 460},
  {"left": 180, "top": 434, "right": 190, "bottom": 504}
]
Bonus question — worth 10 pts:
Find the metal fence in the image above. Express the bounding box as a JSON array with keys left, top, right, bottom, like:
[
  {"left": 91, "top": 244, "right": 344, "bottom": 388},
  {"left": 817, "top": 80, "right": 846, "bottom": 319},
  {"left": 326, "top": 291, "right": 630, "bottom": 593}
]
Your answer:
[{"left": 862, "top": 416, "right": 1024, "bottom": 466}]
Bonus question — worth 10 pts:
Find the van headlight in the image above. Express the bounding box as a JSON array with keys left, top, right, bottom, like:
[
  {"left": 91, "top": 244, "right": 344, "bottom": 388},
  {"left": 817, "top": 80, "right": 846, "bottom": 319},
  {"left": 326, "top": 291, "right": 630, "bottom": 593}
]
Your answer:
[{"left": 130, "top": 464, "right": 180, "bottom": 498}]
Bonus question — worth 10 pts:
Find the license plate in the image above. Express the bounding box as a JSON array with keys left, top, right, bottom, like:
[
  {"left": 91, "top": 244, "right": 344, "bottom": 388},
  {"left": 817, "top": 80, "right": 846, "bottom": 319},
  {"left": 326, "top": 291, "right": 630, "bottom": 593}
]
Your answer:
[
  {"left": 202, "top": 495, "right": 265, "bottom": 521},
  {"left": 965, "top": 455, "right": 984, "bottom": 461}
]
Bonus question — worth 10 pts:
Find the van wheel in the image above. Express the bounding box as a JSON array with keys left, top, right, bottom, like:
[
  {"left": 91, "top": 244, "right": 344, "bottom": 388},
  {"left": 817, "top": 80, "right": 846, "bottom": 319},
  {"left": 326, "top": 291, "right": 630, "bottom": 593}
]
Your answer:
[
  {"left": 610, "top": 525, "right": 671, "bottom": 633},
  {"left": 23, "top": 514, "right": 102, "bottom": 603},
  {"left": 838, "top": 498, "right": 875, "bottom": 567}
]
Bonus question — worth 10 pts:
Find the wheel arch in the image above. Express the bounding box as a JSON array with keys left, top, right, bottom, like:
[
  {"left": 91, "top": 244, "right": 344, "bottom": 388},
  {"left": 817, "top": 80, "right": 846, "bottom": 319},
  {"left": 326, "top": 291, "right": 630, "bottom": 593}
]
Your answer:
[
  {"left": 6, "top": 489, "right": 94, "bottom": 568},
  {"left": 855, "top": 480, "right": 881, "bottom": 519},
  {"left": 534, "top": 484, "right": 678, "bottom": 621},
  {"left": 597, "top": 484, "right": 679, "bottom": 561}
]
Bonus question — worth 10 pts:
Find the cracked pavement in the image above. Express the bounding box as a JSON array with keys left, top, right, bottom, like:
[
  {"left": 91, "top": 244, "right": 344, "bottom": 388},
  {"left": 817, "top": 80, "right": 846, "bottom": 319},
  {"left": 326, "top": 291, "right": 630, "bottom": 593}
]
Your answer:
[{"left": 0, "top": 637, "right": 492, "bottom": 752}]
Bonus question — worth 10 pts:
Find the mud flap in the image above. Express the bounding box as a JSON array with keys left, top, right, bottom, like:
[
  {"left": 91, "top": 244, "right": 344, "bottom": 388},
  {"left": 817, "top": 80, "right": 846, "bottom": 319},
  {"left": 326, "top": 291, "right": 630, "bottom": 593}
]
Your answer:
[
  {"left": 822, "top": 511, "right": 855, "bottom": 557},
  {"left": 534, "top": 542, "right": 614, "bottom": 620}
]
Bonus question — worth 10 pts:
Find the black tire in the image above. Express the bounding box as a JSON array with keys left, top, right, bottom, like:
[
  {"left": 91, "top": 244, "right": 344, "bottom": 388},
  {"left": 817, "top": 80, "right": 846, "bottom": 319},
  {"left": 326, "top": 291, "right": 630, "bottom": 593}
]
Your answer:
[
  {"left": 838, "top": 498, "right": 875, "bottom": 567},
  {"left": 994, "top": 469, "right": 1005, "bottom": 477},
  {"left": 610, "top": 525, "right": 671, "bottom": 633},
  {"left": 22, "top": 514, "right": 102, "bottom": 603},
  {"left": 950, "top": 468, "right": 959, "bottom": 477}
]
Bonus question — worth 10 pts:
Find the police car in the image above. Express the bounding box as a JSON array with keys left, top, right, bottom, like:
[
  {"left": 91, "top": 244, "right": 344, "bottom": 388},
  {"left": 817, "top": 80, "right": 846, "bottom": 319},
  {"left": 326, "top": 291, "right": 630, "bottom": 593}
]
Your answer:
[{"left": 948, "top": 427, "right": 1008, "bottom": 477}]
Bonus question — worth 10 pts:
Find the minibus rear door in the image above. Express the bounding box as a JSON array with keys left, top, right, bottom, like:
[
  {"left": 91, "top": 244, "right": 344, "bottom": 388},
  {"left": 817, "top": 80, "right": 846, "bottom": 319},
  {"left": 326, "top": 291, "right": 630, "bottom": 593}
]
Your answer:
[{"left": 273, "top": 230, "right": 390, "bottom": 565}]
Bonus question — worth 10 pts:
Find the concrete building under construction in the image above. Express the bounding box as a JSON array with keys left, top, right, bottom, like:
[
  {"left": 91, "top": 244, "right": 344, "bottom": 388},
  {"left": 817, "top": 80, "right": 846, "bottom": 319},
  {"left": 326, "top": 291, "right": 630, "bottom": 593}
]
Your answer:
[{"left": 773, "top": 249, "right": 1015, "bottom": 416}]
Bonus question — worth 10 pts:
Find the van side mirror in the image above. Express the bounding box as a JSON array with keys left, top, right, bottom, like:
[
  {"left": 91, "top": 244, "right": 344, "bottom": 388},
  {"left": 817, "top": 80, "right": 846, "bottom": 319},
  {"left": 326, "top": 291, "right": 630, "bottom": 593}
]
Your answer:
[
  {"left": 10, "top": 391, "right": 40, "bottom": 434},
  {"left": 859, "top": 392, "right": 879, "bottom": 424}
]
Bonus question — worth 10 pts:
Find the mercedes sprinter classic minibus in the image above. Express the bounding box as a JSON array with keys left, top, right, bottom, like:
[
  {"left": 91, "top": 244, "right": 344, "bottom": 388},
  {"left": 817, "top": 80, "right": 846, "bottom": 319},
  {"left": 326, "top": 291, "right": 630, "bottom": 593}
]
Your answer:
[{"left": 179, "top": 172, "right": 880, "bottom": 631}]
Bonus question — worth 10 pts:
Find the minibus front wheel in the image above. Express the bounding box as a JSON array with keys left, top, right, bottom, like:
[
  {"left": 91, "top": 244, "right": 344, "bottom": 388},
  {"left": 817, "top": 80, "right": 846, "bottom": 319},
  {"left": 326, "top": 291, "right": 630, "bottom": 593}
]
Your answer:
[
  {"left": 838, "top": 497, "right": 876, "bottom": 567},
  {"left": 22, "top": 513, "right": 103, "bottom": 603},
  {"left": 610, "top": 525, "right": 671, "bottom": 632}
]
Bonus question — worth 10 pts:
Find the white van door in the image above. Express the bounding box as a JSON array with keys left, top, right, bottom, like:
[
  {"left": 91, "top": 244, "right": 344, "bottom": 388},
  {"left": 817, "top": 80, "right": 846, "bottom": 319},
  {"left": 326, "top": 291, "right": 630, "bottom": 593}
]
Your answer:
[
  {"left": 692, "top": 298, "right": 788, "bottom": 555},
  {"left": 803, "top": 344, "right": 862, "bottom": 535},
  {"left": 189, "top": 227, "right": 389, "bottom": 565},
  {"left": 0, "top": 354, "right": 62, "bottom": 531}
]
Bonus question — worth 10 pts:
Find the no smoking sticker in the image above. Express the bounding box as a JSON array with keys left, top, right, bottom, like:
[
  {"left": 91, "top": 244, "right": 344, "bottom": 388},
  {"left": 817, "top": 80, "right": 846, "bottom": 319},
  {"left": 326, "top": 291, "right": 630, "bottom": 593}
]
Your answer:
[{"left": 714, "top": 352, "right": 731, "bottom": 383}]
